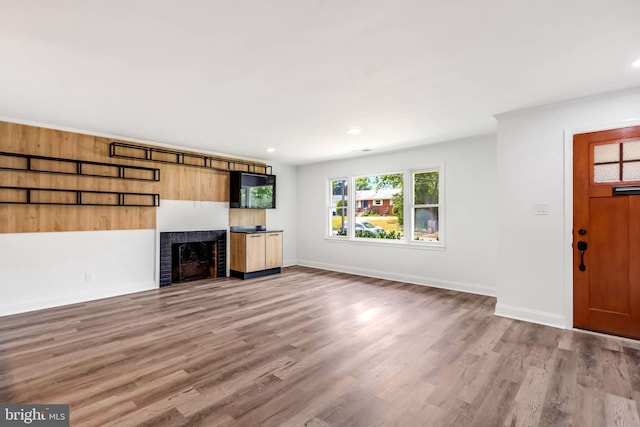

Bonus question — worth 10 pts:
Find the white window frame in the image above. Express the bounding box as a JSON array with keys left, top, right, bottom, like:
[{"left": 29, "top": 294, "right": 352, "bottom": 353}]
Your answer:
[
  {"left": 409, "top": 165, "right": 444, "bottom": 247},
  {"left": 328, "top": 177, "right": 349, "bottom": 237},
  {"left": 325, "top": 165, "right": 445, "bottom": 249},
  {"left": 373, "top": 199, "right": 382, "bottom": 206}
]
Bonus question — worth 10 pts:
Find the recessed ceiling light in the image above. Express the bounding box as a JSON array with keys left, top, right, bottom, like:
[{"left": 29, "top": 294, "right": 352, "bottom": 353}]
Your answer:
[
  {"left": 347, "top": 128, "right": 361, "bottom": 135},
  {"left": 633, "top": 58, "right": 640, "bottom": 68},
  {"left": 266, "top": 147, "right": 276, "bottom": 152}
]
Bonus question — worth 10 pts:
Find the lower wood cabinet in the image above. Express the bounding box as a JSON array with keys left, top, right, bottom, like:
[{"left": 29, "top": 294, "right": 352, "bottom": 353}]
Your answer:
[
  {"left": 265, "top": 232, "right": 283, "bottom": 269},
  {"left": 230, "top": 231, "right": 283, "bottom": 279},
  {"left": 244, "top": 233, "right": 266, "bottom": 272}
]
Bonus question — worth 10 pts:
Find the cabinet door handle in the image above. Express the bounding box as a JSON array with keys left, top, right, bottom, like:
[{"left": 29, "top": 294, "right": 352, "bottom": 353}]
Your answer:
[
  {"left": 249, "top": 235, "right": 262, "bottom": 238},
  {"left": 269, "top": 233, "right": 280, "bottom": 236}
]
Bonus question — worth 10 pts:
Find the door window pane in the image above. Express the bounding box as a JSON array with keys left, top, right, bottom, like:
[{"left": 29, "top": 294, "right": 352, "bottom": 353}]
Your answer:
[
  {"left": 594, "top": 164, "right": 619, "bottom": 183},
  {"left": 623, "top": 162, "right": 640, "bottom": 182},
  {"left": 623, "top": 140, "right": 640, "bottom": 161},
  {"left": 594, "top": 143, "right": 619, "bottom": 163}
]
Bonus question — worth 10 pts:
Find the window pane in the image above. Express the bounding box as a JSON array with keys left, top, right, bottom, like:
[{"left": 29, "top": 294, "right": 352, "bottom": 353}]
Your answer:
[
  {"left": 331, "top": 179, "right": 348, "bottom": 207},
  {"left": 332, "top": 207, "right": 348, "bottom": 236},
  {"left": 623, "top": 140, "right": 640, "bottom": 161},
  {"left": 594, "top": 143, "right": 619, "bottom": 163},
  {"left": 414, "top": 207, "right": 439, "bottom": 242},
  {"left": 354, "top": 173, "right": 403, "bottom": 240},
  {"left": 623, "top": 161, "right": 640, "bottom": 182},
  {"left": 594, "top": 164, "right": 619, "bottom": 182},
  {"left": 330, "top": 179, "right": 348, "bottom": 237},
  {"left": 414, "top": 171, "right": 439, "bottom": 205}
]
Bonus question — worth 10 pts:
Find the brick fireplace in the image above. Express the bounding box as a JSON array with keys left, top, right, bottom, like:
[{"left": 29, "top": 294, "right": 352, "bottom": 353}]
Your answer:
[{"left": 159, "top": 230, "right": 226, "bottom": 287}]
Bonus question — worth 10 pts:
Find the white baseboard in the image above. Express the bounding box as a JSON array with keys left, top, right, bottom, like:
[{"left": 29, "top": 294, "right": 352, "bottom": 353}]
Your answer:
[
  {"left": 295, "top": 259, "right": 496, "bottom": 297},
  {"left": 494, "top": 303, "right": 566, "bottom": 329},
  {"left": 0, "top": 281, "right": 157, "bottom": 317}
]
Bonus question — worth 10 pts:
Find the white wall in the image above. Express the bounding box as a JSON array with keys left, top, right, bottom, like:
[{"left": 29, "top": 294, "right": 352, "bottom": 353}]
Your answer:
[
  {"left": 296, "top": 135, "right": 498, "bottom": 296},
  {"left": 495, "top": 86, "right": 640, "bottom": 328},
  {"left": 0, "top": 229, "right": 156, "bottom": 316},
  {"left": 267, "top": 162, "right": 298, "bottom": 266},
  {"left": 157, "top": 200, "right": 230, "bottom": 232}
]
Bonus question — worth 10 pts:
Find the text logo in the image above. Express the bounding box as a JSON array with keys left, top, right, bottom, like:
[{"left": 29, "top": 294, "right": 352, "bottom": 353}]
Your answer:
[{"left": 1, "top": 405, "right": 69, "bottom": 426}]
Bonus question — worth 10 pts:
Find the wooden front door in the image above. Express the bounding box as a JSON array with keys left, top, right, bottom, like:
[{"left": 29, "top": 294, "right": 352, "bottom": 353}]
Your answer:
[{"left": 573, "top": 125, "right": 640, "bottom": 338}]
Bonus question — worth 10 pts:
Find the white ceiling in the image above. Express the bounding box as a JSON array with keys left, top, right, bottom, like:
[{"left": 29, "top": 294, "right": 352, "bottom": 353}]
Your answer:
[{"left": 1, "top": 0, "right": 639, "bottom": 165}]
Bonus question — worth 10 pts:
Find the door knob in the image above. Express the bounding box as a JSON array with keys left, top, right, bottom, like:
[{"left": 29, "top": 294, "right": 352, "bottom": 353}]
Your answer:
[{"left": 577, "top": 240, "right": 587, "bottom": 271}]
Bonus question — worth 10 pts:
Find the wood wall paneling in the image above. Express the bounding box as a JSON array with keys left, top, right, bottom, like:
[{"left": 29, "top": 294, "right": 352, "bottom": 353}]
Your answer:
[
  {"left": 0, "top": 121, "right": 265, "bottom": 233},
  {"left": 229, "top": 208, "right": 267, "bottom": 227},
  {"left": 110, "top": 141, "right": 269, "bottom": 174}
]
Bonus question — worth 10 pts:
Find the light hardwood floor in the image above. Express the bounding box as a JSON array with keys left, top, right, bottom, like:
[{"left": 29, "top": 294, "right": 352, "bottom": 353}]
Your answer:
[{"left": 1, "top": 266, "right": 639, "bottom": 426}]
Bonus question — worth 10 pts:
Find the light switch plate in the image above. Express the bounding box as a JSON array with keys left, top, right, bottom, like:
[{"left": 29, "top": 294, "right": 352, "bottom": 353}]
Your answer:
[{"left": 533, "top": 203, "right": 549, "bottom": 215}]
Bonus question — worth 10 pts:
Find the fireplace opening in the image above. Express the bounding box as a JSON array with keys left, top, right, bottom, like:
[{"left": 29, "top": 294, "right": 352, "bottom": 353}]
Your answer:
[
  {"left": 160, "top": 230, "right": 226, "bottom": 287},
  {"left": 172, "top": 241, "right": 213, "bottom": 283}
]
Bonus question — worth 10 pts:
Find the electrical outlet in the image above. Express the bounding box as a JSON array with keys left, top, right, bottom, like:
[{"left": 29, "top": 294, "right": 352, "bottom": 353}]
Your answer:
[{"left": 84, "top": 273, "right": 93, "bottom": 282}]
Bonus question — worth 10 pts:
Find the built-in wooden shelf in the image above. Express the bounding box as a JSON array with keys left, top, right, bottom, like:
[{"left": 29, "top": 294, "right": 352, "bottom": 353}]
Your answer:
[
  {"left": 0, "top": 151, "right": 160, "bottom": 181},
  {"left": 109, "top": 141, "right": 272, "bottom": 174},
  {"left": 0, "top": 186, "right": 160, "bottom": 207}
]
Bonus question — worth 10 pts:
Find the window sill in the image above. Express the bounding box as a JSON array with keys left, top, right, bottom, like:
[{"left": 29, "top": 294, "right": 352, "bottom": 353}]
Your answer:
[{"left": 323, "top": 236, "right": 446, "bottom": 251}]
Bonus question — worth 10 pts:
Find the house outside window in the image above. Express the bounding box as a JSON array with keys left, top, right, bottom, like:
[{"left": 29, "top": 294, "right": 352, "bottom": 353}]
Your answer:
[
  {"left": 353, "top": 173, "right": 403, "bottom": 240},
  {"left": 327, "top": 165, "right": 443, "bottom": 246}
]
